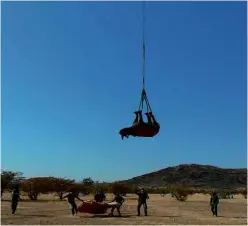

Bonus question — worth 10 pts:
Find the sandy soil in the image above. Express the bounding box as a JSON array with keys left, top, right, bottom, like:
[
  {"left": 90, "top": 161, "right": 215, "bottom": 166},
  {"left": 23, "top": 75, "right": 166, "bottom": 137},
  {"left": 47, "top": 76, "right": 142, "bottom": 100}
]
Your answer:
[{"left": 1, "top": 193, "right": 247, "bottom": 225}]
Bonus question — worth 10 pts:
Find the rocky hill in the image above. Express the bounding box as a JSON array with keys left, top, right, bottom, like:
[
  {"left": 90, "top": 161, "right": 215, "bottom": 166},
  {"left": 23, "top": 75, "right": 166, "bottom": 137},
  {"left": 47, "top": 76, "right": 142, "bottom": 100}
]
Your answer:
[{"left": 122, "top": 164, "right": 247, "bottom": 189}]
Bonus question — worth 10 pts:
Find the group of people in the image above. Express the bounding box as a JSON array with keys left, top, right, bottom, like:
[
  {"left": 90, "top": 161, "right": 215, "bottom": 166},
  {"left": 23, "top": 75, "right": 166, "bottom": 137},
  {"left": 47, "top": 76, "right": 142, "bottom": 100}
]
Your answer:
[
  {"left": 9, "top": 186, "right": 220, "bottom": 217},
  {"left": 91, "top": 188, "right": 149, "bottom": 217}
]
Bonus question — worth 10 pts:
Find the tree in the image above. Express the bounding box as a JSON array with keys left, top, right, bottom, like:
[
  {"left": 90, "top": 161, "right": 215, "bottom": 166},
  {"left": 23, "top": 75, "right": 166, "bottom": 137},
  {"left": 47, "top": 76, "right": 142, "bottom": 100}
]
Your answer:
[
  {"left": 81, "top": 177, "right": 95, "bottom": 194},
  {"left": 52, "top": 178, "right": 75, "bottom": 200},
  {"left": 171, "top": 187, "right": 190, "bottom": 202},
  {"left": 82, "top": 177, "right": 94, "bottom": 186},
  {"left": 1, "top": 170, "right": 23, "bottom": 196},
  {"left": 21, "top": 177, "right": 55, "bottom": 200},
  {"left": 108, "top": 182, "right": 131, "bottom": 195}
]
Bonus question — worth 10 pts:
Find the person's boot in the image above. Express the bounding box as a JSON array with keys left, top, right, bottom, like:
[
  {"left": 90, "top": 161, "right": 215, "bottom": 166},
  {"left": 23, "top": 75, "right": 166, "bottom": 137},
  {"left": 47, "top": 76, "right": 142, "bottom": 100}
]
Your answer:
[{"left": 144, "top": 207, "right": 148, "bottom": 216}]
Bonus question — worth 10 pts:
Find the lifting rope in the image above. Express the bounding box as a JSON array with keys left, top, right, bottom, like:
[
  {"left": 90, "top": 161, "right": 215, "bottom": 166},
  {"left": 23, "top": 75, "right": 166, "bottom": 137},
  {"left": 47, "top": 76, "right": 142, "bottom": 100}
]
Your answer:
[
  {"left": 138, "top": 1, "right": 152, "bottom": 113},
  {"left": 119, "top": 1, "right": 160, "bottom": 140},
  {"left": 142, "top": 0, "right": 146, "bottom": 91}
]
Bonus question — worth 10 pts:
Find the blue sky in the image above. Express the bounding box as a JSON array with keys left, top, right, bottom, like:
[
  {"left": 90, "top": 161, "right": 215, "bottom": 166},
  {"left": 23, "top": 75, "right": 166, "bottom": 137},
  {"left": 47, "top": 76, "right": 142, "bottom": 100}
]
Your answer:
[{"left": 1, "top": 1, "right": 247, "bottom": 182}]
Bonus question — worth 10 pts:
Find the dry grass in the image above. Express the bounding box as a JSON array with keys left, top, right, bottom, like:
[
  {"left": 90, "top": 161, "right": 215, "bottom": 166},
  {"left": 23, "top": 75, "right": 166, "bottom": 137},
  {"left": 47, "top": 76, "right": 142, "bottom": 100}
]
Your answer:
[{"left": 1, "top": 193, "right": 247, "bottom": 225}]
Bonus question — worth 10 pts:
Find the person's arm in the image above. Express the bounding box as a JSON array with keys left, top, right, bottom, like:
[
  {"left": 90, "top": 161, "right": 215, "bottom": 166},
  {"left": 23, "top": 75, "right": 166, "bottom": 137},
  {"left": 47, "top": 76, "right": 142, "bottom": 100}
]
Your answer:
[
  {"left": 62, "top": 194, "right": 68, "bottom": 200},
  {"left": 121, "top": 197, "right": 125, "bottom": 204},
  {"left": 146, "top": 193, "right": 149, "bottom": 199},
  {"left": 210, "top": 197, "right": 212, "bottom": 205},
  {"left": 76, "top": 196, "right": 84, "bottom": 202},
  {"left": 103, "top": 194, "right": 106, "bottom": 200}
]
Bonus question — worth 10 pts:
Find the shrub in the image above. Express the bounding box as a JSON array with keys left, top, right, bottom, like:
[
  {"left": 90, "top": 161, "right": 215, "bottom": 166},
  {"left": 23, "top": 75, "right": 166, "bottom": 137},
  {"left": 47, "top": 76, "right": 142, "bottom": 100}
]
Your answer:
[
  {"left": 159, "top": 187, "right": 171, "bottom": 197},
  {"left": 239, "top": 188, "right": 247, "bottom": 199},
  {"left": 21, "top": 177, "right": 55, "bottom": 200},
  {"left": 171, "top": 187, "right": 190, "bottom": 202},
  {"left": 52, "top": 178, "right": 75, "bottom": 200},
  {"left": 108, "top": 182, "right": 132, "bottom": 195},
  {"left": 218, "top": 189, "right": 233, "bottom": 199}
]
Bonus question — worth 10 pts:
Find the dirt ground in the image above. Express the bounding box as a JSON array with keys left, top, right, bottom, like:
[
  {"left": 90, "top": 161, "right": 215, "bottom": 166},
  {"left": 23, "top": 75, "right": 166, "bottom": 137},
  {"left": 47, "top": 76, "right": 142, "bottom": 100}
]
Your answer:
[{"left": 1, "top": 193, "right": 247, "bottom": 225}]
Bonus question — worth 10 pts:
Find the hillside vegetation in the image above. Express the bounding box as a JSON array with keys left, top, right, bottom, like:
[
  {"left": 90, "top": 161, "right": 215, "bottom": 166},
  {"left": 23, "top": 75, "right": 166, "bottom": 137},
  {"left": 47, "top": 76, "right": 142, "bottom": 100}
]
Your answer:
[
  {"left": 122, "top": 164, "right": 247, "bottom": 189},
  {"left": 1, "top": 164, "right": 247, "bottom": 202}
]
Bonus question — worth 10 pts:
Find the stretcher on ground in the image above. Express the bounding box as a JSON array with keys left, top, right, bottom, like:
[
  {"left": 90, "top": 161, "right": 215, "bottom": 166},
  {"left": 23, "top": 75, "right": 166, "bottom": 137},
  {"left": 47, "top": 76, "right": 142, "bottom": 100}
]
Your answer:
[{"left": 77, "top": 201, "right": 120, "bottom": 214}]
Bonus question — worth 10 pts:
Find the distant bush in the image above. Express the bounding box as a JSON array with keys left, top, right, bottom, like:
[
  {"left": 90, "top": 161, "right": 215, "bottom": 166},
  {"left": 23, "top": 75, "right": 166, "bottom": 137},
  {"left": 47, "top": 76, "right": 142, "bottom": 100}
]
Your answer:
[
  {"left": 93, "top": 182, "right": 110, "bottom": 194},
  {"left": 171, "top": 187, "right": 190, "bottom": 202},
  {"left": 52, "top": 178, "right": 75, "bottom": 200},
  {"left": 159, "top": 187, "right": 171, "bottom": 196},
  {"left": 195, "top": 188, "right": 210, "bottom": 195},
  {"left": 239, "top": 188, "right": 247, "bottom": 199},
  {"left": 21, "top": 177, "right": 54, "bottom": 200},
  {"left": 108, "top": 182, "right": 132, "bottom": 195},
  {"left": 218, "top": 189, "right": 234, "bottom": 199}
]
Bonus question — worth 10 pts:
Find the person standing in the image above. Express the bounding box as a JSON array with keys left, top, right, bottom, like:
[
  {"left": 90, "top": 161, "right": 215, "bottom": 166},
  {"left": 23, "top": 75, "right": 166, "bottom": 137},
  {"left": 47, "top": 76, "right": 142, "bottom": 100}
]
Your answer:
[
  {"left": 94, "top": 188, "right": 106, "bottom": 203},
  {"left": 135, "top": 188, "right": 149, "bottom": 216},
  {"left": 11, "top": 186, "right": 20, "bottom": 215},
  {"left": 62, "top": 191, "right": 84, "bottom": 216},
  {"left": 109, "top": 192, "right": 125, "bottom": 217},
  {"left": 210, "top": 191, "right": 219, "bottom": 216}
]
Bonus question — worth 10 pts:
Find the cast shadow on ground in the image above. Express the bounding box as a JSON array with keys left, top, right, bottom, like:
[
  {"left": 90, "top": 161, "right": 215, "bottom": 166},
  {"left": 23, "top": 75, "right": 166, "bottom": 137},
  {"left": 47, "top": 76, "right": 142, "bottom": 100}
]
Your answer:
[
  {"left": 80, "top": 214, "right": 181, "bottom": 218},
  {"left": 17, "top": 214, "right": 52, "bottom": 217},
  {"left": 218, "top": 216, "right": 247, "bottom": 219},
  {"left": 80, "top": 214, "right": 133, "bottom": 218},
  {"left": 1, "top": 199, "right": 57, "bottom": 203}
]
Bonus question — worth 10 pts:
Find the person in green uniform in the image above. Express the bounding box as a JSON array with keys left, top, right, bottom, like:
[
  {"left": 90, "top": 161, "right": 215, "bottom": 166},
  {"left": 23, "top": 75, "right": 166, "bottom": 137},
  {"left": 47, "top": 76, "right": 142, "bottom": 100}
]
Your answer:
[
  {"left": 109, "top": 192, "right": 125, "bottom": 217},
  {"left": 62, "top": 191, "right": 84, "bottom": 216},
  {"left": 210, "top": 191, "right": 219, "bottom": 216},
  {"left": 11, "top": 186, "right": 20, "bottom": 215},
  {"left": 135, "top": 188, "right": 149, "bottom": 216}
]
